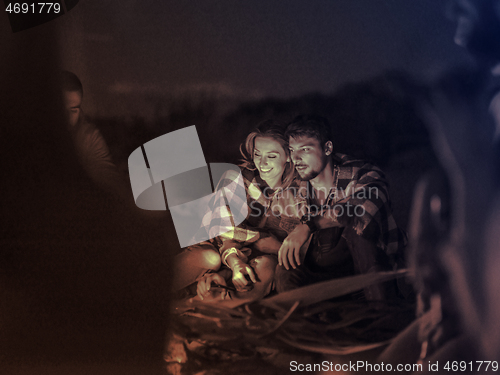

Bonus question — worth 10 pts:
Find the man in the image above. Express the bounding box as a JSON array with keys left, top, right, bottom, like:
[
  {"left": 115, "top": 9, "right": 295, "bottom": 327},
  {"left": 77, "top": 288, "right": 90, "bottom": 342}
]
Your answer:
[
  {"left": 61, "top": 71, "right": 130, "bottom": 202},
  {"left": 275, "top": 115, "right": 406, "bottom": 300}
]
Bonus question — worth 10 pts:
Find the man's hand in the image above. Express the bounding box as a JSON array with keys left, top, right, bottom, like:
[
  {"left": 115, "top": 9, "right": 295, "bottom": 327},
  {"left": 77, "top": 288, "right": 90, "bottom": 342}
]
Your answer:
[
  {"left": 197, "top": 273, "right": 228, "bottom": 300},
  {"left": 252, "top": 233, "right": 282, "bottom": 254},
  {"left": 278, "top": 223, "right": 312, "bottom": 270}
]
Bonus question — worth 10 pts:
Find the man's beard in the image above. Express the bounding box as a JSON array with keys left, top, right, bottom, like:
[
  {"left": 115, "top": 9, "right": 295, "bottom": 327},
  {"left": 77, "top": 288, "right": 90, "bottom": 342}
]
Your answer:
[{"left": 296, "top": 167, "right": 320, "bottom": 181}]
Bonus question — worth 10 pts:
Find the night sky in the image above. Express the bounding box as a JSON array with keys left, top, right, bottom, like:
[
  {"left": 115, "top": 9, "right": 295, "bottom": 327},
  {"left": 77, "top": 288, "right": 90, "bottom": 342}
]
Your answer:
[{"left": 53, "top": 0, "right": 472, "bottom": 117}]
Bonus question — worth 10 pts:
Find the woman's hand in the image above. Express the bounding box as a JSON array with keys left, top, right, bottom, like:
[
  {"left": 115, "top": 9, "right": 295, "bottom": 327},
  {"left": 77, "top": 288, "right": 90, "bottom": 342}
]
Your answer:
[
  {"left": 229, "top": 259, "right": 257, "bottom": 291},
  {"left": 278, "top": 223, "right": 312, "bottom": 270},
  {"left": 197, "top": 272, "right": 227, "bottom": 300},
  {"left": 224, "top": 250, "right": 257, "bottom": 291}
]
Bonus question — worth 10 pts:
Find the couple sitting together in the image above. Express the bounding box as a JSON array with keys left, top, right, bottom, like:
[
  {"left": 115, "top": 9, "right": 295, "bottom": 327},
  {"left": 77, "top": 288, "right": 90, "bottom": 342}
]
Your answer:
[{"left": 173, "top": 115, "right": 406, "bottom": 305}]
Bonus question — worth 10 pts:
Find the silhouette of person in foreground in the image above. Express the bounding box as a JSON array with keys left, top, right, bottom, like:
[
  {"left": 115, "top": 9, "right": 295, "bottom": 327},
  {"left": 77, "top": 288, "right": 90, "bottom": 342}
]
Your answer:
[{"left": 376, "top": 1, "right": 500, "bottom": 372}]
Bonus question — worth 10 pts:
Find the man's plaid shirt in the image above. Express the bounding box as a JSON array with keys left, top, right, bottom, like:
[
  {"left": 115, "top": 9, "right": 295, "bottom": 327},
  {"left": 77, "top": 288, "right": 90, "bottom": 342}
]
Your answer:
[{"left": 297, "top": 153, "right": 407, "bottom": 266}]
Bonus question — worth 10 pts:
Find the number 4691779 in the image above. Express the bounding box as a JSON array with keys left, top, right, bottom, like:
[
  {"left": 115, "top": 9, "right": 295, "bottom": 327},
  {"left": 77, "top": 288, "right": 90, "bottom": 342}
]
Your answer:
[
  {"left": 444, "top": 361, "right": 498, "bottom": 372},
  {"left": 5, "top": 3, "right": 61, "bottom": 14}
]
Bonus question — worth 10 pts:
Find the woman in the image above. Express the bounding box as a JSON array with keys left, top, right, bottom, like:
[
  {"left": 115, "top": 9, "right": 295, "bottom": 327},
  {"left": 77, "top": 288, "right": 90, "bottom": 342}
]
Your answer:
[{"left": 173, "top": 120, "right": 308, "bottom": 303}]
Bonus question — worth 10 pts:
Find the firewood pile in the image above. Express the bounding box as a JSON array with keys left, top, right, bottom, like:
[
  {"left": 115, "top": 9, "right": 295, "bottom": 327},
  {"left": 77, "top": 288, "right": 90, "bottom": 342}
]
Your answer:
[{"left": 165, "top": 270, "right": 414, "bottom": 375}]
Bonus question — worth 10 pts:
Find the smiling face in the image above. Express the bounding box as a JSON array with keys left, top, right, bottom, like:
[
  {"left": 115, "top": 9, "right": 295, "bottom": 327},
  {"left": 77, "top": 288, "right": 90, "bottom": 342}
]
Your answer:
[
  {"left": 288, "top": 135, "right": 330, "bottom": 181},
  {"left": 253, "top": 136, "right": 289, "bottom": 189}
]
